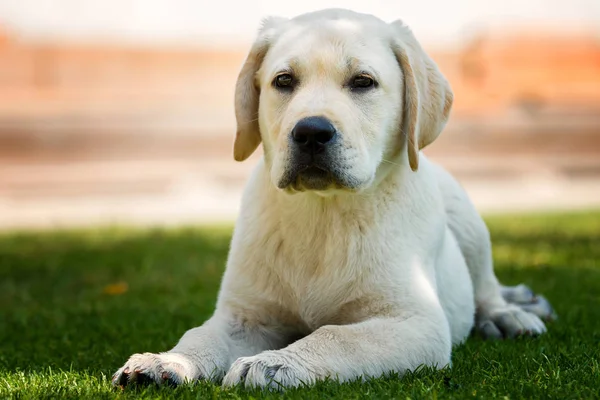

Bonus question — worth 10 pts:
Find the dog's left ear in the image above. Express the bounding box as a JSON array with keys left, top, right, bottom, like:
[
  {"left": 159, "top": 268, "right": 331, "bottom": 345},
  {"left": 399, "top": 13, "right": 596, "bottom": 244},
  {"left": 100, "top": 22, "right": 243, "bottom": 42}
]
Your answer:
[
  {"left": 233, "top": 16, "right": 287, "bottom": 161},
  {"left": 389, "top": 20, "right": 453, "bottom": 171}
]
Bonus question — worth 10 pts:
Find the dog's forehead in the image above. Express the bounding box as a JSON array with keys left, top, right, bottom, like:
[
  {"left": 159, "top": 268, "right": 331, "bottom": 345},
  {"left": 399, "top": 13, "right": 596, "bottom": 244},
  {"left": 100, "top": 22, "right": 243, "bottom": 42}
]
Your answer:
[{"left": 263, "top": 17, "right": 392, "bottom": 76}]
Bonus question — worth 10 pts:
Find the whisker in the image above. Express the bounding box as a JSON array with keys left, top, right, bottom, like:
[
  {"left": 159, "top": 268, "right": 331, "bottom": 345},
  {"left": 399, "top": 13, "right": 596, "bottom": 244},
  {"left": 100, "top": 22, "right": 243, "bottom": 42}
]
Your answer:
[
  {"left": 237, "top": 117, "right": 260, "bottom": 126},
  {"left": 381, "top": 158, "right": 403, "bottom": 167},
  {"left": 399, "top": 127, "right": 417, "bottom": 149}
]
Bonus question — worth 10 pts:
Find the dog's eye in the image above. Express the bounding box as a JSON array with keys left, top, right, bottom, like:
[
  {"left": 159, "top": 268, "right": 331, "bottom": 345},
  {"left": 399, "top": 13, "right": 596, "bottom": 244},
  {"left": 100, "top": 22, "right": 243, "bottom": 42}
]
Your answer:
[
  {"left": 274, "top": 74, "right": 294, "bottom": 89},
  {"left": 350, "top": 75, "right": 376, "bottom": 90}
]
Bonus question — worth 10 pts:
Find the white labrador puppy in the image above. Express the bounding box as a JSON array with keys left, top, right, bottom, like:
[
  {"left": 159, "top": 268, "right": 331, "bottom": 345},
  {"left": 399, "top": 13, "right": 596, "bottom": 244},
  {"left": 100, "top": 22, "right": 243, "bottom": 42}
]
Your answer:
[{"left": 113, "top": 8, "right": 555, "bottom": 390}]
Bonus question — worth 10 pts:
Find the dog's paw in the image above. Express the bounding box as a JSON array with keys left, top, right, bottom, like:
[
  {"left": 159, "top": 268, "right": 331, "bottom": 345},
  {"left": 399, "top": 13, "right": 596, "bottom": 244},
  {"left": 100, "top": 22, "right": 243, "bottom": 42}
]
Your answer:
[
  {"left": 112, "top": 352, "right": 199, "bottom": 388},
  {"left": 222, "top": 351, "right": 313, "bottom": 390},
  {"left": 501, "top": 284, "right": 557, "bottom": 321},
  {"left": 477, "top": 304, "right": 547, "bottom": 339}
]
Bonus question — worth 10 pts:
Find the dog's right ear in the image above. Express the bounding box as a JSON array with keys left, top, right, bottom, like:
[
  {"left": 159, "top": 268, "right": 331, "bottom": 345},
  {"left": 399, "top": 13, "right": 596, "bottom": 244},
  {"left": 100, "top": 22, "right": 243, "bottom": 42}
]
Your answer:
[{"left": 233, "top": 16, "right": 287, "bottom": 161}]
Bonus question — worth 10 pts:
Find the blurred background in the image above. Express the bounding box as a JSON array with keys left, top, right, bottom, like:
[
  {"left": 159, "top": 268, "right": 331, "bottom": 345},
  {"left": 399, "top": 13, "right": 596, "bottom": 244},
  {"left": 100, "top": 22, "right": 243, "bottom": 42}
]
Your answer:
[{"left": 0, "top": 0, "right": 599, "bottom": 230}]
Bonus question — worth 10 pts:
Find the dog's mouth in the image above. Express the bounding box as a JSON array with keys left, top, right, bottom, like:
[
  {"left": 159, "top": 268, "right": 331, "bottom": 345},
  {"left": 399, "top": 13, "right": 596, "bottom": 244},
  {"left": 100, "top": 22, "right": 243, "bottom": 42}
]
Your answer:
[
  {"left": 278, "top": 164, "right": 340, "bottom": 192},
  {"left": 296, "top": 165, "right": 333, "bottom": 190}
]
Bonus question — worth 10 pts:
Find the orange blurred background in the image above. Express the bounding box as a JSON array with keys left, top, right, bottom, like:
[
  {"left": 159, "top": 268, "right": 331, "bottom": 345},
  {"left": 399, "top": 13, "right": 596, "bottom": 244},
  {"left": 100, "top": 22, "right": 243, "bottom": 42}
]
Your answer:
[{"left": 1, "top": 0, "right": 599, "bottom": 229}]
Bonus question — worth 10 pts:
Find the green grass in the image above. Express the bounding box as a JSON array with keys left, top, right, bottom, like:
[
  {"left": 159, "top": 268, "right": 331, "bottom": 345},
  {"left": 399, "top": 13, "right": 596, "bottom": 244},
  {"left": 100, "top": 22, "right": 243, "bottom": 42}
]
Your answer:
[{"left": 1, "top": 211, "right": 599, "bottom": 399}]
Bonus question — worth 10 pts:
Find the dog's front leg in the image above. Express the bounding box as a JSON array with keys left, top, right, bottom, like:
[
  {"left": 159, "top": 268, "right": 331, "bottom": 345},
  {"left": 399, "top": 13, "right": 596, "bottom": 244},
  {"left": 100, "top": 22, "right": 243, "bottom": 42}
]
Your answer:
[
  {"left": 222, "top": 311, "right": 452, "bottom": 390},
  {"left": 112, "top": 313, "right": 282, "bottom": 387}
]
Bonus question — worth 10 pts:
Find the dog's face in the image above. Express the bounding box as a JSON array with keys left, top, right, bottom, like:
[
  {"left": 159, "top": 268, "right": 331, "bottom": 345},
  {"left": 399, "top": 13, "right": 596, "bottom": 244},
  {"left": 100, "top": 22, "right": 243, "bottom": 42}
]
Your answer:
[
  {"left": 233, "top": 9, "right": 453, "bottom": 194},
  {"left": 257, "top": 17, "right": 402, "bottom": 193}
]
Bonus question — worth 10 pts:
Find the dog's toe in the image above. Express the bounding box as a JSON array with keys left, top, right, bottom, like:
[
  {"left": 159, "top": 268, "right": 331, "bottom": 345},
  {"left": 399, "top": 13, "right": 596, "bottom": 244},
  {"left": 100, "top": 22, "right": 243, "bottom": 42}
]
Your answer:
[
  {"left": 518, "top": 295, "right": 558, "bottom": 322},
  {"left": 478, "top": 320, "right": 503, "bottom": 339},
  {"left": 222, "top": 357, "right": 253, "bottom": 387},
  {"left": 223, "top": 351, "right": 309, "bottom": 390},
  {"left": 477, "top": 304, "right": 547, "bottom": 339},
  {"left": 112, "top": 367, "right": 130, "bottom": 388},
  {"left": 500, "top": 284, "right": 557, "bottom": 322},
  {"left": 500, "top": 284, "right": 536, "bottom": 304},
  {"left": 112, "top": 353, "right": 188, "bottom": 388}
]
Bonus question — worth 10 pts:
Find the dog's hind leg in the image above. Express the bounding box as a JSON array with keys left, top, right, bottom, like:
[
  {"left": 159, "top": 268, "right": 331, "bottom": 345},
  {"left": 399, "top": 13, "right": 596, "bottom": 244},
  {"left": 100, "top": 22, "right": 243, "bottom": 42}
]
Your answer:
[{"left": 433, "top": 163, "right": 555, "bottom": 339}]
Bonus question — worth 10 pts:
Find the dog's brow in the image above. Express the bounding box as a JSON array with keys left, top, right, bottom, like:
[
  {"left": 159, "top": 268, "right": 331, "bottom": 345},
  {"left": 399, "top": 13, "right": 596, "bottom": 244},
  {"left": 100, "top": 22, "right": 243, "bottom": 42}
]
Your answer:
[
  {"left": 287, "top": 57, "right": 301, "bottom": 72},
  {"left": 269, "top": 57, "right": 300, "bottom": 77},
  {"left": 346, "top": 56, "right": 360, "bottom": 70},
  {"left": 347, "top": 57, "right": 380, "bottom": 81}
]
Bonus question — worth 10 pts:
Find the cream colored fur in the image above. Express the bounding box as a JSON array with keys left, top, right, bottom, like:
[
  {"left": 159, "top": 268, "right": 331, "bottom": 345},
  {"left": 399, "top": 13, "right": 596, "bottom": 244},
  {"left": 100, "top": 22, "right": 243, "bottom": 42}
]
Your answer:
[{"left": 113, "top": 8, "right": 555, "bottom": 390}]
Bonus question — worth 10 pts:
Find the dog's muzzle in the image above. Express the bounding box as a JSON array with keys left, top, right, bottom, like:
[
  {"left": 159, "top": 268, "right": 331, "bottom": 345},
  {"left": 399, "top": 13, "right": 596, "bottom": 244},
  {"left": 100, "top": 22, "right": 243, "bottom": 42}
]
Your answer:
[{"left": 278, "top": 116, "right": 343, "bottom": 191}]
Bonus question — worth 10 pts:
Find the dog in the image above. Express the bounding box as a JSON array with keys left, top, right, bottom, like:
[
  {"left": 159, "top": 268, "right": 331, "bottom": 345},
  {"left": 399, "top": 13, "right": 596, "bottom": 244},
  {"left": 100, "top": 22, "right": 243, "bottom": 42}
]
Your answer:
[{"left": 112, "top": 8, "right": 556, "bottom": 390}]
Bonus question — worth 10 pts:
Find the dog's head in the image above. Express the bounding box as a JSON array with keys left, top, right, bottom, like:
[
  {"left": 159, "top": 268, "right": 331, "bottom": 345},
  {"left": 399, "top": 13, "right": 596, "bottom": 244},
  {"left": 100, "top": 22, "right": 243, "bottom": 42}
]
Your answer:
[{"left": 233, "top": 9, "right": 453, "bottom": 193}]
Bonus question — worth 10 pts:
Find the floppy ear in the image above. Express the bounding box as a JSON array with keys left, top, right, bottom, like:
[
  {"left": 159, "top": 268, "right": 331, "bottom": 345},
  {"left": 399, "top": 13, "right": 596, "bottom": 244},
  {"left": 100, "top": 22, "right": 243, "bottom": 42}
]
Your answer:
[
  {"left": 233, "top": 16, "right": 287, "bottom": 161},
  {"left": 389, "top": 20, "right": 454, "bottom": 171}
]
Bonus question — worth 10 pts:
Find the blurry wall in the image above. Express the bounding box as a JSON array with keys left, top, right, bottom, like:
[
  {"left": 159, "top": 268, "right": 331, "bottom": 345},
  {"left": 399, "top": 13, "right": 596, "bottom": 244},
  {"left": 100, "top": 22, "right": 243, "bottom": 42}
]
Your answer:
[{"left": 0, "top": 1, "right": 599, "bottom": 229}]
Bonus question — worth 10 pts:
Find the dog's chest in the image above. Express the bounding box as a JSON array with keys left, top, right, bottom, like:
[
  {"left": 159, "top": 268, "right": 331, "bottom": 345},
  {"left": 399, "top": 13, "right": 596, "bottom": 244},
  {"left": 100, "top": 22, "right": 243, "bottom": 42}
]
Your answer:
[{"left": 266, "top": 214, "right": 387, "bottom": 329}]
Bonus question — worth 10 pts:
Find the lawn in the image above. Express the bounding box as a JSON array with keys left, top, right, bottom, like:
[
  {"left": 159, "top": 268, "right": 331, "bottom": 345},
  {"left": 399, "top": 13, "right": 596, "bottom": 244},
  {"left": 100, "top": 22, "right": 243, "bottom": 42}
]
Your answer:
[{"left": 1, "top": 211, "right": 599, "bottom": 399}]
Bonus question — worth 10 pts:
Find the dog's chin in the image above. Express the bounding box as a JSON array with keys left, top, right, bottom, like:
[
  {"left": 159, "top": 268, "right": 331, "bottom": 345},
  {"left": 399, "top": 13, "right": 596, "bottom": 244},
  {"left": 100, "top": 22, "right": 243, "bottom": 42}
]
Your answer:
[
  {"left": 277, "top": 166, "right": 363, "bottom": 194},
  {"left": 295, "top": 166, "right": 336, "bottom": 192}
]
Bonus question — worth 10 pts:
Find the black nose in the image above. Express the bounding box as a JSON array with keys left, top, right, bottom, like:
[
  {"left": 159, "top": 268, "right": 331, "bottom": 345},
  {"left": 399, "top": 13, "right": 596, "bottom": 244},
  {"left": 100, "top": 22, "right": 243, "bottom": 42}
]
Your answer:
[{"left": 291, "top": 116, "right": 336, "bottom": 154}]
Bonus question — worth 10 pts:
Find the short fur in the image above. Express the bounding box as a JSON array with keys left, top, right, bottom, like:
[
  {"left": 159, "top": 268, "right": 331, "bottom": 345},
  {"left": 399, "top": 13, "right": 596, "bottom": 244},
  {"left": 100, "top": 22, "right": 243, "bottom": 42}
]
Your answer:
[{"left": 113, "top": 8, "right": 555, "bottom": 390}]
